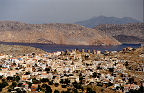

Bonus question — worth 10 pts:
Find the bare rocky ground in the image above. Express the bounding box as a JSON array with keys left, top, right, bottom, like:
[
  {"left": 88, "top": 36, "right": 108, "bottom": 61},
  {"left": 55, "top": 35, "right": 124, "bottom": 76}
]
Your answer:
[
  {"left": 94, "top": 23, "right": 144, "bottom": 44},
  {"left": 0, "top": 21, "right": 120, "bottom": 46},
  {"left": 0, "top": 44, "right": 46, "bottom": 56}
]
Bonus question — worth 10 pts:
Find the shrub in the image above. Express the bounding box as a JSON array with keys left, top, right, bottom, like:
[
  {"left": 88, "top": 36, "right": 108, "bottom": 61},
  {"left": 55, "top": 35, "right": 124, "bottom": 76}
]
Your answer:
[{"left": 54, "top": 90, "right": 59, "bottom": 93}]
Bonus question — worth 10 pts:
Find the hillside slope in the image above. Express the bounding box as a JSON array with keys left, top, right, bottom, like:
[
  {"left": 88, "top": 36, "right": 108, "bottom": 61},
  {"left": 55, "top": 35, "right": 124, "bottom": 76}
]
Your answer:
[
  {"left": 94, "top": 23, "right": 144, "bottom": 44},
  {"left": 0, "top": 44, "right": 46, "bottom": 55},
  {"left": 0, "top": 21, "right": 120, "bottom": 46}
]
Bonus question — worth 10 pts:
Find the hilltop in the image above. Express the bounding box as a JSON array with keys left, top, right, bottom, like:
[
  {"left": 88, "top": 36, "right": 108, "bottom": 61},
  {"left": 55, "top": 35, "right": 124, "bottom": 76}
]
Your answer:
[
  {"left": 0, "top": 21, "right": 120, "bottom": 46},
  {"left": 75, "top": 16, "right": 140, "bottom": 28},
  {"left": 0, "top": 44, "right": 46, "bottom": 56},
  {"left": 94, "top": 23, "right": 144, "bottom": 44}
]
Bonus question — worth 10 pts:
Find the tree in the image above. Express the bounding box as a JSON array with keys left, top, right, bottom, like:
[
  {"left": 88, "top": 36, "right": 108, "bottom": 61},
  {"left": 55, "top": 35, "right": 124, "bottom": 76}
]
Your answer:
[
  {"left": 54, "top": 90, "right": 59, "bottom": 93},
  {"left": 97, "top": 82, "right": 103, "bottom": 87},
  {"left": 15, "top": 76, "right": 20, "bottom": 82},
  {"left": 40, "top": 78, "right": 49, "bottom": 83},
  {"left": 62, "top": 84, "right": 67, "bottom": 88},
  {"left": 128, "top": 77, "right": 134, "bottom": 84},
  {"left": 79, "top": 76, "right": 83, "bottom": 84},
  {"left": 72, "top": 81, "right": 83, "bottom": 89},
  {"left": 0, "top": 82, "right": 9, "bottom": 91},
  {"left": 45, "top": 85, "right": 52, "bottom": 93},
  {"left": 12, "top": 82, "right": 17, "bottom": 87},
  {"left": 8, "top": 88, "right": 12, "bottom": 92},
  {"left": 92, "top": 72, "right": 97, "bottom": 78},
  {"left": 124, "top": 61, "right": 129, "bottom": 66},
  {"left": 101, "top": 88, "right": 104, "bottom": 92},
  {"left": 15, "top": 88, "right": 26, "bottom": 93},
  {"left": 61, "top": 91, "right": 68, "bottom": 93},
  {"left": 1, "top": 81, "right": 8, "bottom": 88},
  {"left": 0, "top": 88, "right": 2, "bottom": 92},
  {"left": 119, "top": 86, "right": 124, "bottom": 92},
  {"left": 32, "top": 78, "right": 40, "bottom": 84},
  {"left": 27, "top": 82, "right": 32, "bottom": 88},
  {"left": 60, "top": 79, "right": 64, "bottom": 84},
  {"left": 7, "top": 76, "right": 13, "bottom": 81},
  {"left": 13, "top": 62, "right": 17, "bottom": 66},
  {"left": 108, "top": 68, "right": 114, "bottom": 72},
  {"left": 129, "top": 89, "right": 138, "bottom": 93},
  {"left": 87, "top": 87, "right": 96, "bottom": 93},
  {"left": 65, "top": 79, "right": 70, "bottom": 85},
  {"left": 0, "top": 76, "right": 3, "bottom": 79},
  {"left": 106, "top": 82, "right": 113, "bottom": 87},
  {"left": 48, "top": 80, "right": 53, "bottom": 85},
  {"left": 73, "top": 89, "right": 78, "bottom": 93},
  {"left": 18, "top": 83, "right": 23, "bottom": 87},
  {"left": 116, "top": 86, "right": 120, "bottom": 90},
  {"left": 45, "top": 68, "right": 50, "bottom": 72},
  {"left": 36, "top": 85, "right": 41, "bottom": 92},
  {"left": 25, "top": 72, "right": 30, "bottom": 75},
  {"left": 54, "top": 83, "right": 59, "bottom": 87},
  {"left": 137, "top": 84, "right": 144, "bottom": 93},
  {"left": 42, "top": 84, "right": 47, "bottom": 88},
  {"left": 32, "top": 53, "right": 35, "bottom": 56}
]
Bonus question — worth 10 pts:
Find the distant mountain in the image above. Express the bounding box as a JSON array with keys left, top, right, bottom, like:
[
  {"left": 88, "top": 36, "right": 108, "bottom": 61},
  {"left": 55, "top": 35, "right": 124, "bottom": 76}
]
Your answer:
[
  {"left": 0, "top": 21, "right": 120, "bottom": 46},
  {"left": 94, "top": 23, "right": 144, "bottom": 44},
  {"left": 75, "top": 16, "right": 141, "bottom": 28}
]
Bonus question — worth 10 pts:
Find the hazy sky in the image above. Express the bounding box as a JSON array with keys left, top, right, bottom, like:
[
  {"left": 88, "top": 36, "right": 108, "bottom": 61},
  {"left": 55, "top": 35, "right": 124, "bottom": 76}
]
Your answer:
[{"left": 0, "top": 0, "right": 143, "bottom": 24}]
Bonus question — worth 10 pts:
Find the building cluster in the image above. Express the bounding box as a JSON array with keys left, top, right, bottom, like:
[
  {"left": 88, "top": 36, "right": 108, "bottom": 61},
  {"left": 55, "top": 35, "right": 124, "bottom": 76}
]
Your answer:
[{"left": 0, "top": 47, "right": 143, "bottom": 93}]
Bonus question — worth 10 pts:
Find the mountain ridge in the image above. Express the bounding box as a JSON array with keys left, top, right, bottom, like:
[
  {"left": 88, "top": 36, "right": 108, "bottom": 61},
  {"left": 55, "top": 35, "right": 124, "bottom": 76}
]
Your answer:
[
  {"left": 0, "top": 21, "right": 121, "bottom": 46},
  {"left": 75, "top": 16, "right": 141, "bottom": 28},
  {"left": 94, "top": 23, "right": 144, "bottom": 44}
]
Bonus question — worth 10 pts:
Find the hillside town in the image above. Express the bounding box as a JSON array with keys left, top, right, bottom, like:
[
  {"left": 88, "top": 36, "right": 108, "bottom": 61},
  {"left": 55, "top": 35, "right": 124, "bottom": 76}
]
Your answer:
[{"left": 0, "top": 46, "right": 143, "bottom": 93}]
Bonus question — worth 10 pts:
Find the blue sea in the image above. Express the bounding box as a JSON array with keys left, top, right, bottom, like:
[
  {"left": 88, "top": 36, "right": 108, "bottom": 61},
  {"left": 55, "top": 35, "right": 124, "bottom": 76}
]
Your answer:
[{"left": 0, "top": 42, "right": 141, "bottom": 53}]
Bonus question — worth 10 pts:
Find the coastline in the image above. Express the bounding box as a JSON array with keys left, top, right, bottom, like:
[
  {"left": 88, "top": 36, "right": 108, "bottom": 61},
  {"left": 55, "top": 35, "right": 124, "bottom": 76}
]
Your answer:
[{"left": 0, "top": 42, "right": 141, "bottom": 54}]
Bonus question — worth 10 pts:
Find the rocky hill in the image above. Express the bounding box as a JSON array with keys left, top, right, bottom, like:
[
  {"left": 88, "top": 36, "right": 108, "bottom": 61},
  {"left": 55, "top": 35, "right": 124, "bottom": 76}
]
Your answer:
[
  {"left": 75, "top": 16, "right": 140, "bottom": 28},
  {"left": 0, "top": 44, "right": 46, "bottom": 56},
  {"left": 0, "top": 21, "right": 120, "bottom": 46},
  {"left": 94, "top": 23, "right": 144, "bottom": 44}
]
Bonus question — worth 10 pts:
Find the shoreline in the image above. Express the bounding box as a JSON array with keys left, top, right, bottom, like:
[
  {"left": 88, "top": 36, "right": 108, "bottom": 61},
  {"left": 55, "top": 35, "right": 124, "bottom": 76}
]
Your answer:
[
  {"left": 0, "top": 42, "right": 141, "bottom": 53},
  {"left": 0, "top": 41, "right": 142, "bottom": 46}
]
